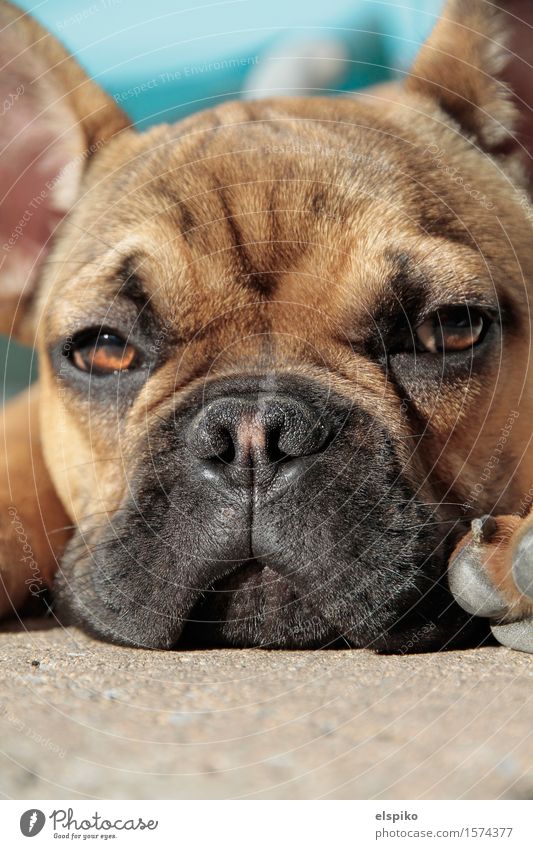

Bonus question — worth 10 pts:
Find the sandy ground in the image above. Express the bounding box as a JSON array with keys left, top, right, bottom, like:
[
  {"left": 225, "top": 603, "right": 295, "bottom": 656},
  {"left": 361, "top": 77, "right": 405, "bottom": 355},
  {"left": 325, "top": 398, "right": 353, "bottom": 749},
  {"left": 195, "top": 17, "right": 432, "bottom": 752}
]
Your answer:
[{"left": 0, "top": 619, "right": 531, "bottom": 800}]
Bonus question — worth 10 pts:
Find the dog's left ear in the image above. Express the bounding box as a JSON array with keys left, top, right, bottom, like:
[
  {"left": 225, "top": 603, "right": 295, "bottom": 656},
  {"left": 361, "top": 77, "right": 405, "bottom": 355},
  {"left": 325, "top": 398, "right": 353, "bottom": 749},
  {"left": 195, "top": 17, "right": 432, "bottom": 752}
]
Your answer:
[
  {"left": 406, "top": 0, "right": 533, "bottom": 166},
  {"left": 0, "top": 1, "right": 131, "bottom": 342}
]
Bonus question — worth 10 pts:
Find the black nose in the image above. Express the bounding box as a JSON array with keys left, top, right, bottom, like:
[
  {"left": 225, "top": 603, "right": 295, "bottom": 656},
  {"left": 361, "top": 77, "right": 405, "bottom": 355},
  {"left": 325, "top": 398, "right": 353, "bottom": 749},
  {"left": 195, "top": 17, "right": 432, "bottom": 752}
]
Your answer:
[{"left": 187, "top": 394, "right": 330, "bottom": 483}]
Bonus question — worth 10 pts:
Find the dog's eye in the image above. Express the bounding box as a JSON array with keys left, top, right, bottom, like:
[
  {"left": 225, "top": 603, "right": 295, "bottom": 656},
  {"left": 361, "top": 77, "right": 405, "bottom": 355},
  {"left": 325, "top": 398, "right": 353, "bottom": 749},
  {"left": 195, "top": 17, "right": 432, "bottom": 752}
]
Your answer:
[
  {"left": 70, "top": 331, "right": 139, "bottom": 375},
  {"left": 415, "top": 306, "right": 487, "bottom": 354}
]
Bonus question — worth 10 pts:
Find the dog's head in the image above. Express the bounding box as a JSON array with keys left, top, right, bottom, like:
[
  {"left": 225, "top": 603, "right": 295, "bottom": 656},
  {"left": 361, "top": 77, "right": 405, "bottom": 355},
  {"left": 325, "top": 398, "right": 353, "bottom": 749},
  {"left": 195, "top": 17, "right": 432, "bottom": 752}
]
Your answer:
[{"left": 2, "top": 0, "right": 533, "bottom": 650}]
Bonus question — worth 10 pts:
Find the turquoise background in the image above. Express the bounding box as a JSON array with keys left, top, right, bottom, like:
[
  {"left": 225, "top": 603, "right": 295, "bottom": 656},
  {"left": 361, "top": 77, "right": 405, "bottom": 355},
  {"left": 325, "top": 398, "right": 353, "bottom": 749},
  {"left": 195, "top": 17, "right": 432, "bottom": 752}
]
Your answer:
[{"left": 2, "top": 0, "right": 441, "bottom": 399}]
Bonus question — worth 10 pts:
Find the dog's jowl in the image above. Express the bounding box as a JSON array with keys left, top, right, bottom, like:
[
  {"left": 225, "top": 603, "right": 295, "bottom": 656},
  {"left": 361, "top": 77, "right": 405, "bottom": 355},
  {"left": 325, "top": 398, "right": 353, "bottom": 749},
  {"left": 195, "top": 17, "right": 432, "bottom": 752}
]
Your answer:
[{"left": 1, "top": 0, "right": 533, "bottom": 651}]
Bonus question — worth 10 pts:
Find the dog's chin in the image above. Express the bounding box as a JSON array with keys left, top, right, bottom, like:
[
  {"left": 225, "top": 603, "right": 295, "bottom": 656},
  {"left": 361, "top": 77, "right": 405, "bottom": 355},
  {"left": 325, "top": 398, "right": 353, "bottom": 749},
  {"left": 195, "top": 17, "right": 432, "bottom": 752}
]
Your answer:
[
  {"left": 56, "top": 543, "right": 488, "bottom": 653},
  {"left": 178, "top": 561, "right": 488, "bottom": 651},
  {"left": 55, "top": 502, "right": 490, "bottom": 651},
  {"left": 180, "top": 561, "right": 341, "bottom": 649}
]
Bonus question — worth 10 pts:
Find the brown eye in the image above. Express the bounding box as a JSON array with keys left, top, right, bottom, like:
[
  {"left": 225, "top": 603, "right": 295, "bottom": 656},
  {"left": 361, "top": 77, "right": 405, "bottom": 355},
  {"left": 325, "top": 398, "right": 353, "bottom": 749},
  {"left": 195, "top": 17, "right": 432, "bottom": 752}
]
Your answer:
[
  {"left": 71, "top": 332, "right": 139, "bottom": 375},
  {"left": 415, "top": 306, "right": 487, "bottom": 354}
]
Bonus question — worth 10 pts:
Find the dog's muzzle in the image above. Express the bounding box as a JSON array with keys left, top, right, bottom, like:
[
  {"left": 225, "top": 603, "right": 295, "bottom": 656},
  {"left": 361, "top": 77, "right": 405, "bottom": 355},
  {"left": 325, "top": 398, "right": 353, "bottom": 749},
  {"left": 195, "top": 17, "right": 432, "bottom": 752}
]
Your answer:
[{"left": 55, "top": 374, "right": 484, "bottom": 651}]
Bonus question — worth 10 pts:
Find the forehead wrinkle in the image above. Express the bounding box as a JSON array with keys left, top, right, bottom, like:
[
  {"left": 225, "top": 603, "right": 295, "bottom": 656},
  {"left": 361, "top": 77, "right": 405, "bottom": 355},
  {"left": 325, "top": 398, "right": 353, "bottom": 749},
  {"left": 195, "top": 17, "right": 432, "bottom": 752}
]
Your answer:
[
  {"left": 99, "top": 231, "right": 195, "bottom": 331},
  {"left": 98, "top": 249, "right": 170, "bottom": 327},
  {"left": 371, "top": 239, "right": 497, "bottom": 304},
  {"left": 336, "top": 240, "right": 499, "bottom": 356},
  {"left": 404, "top": 237, "right": 507, "bottom": 308}
]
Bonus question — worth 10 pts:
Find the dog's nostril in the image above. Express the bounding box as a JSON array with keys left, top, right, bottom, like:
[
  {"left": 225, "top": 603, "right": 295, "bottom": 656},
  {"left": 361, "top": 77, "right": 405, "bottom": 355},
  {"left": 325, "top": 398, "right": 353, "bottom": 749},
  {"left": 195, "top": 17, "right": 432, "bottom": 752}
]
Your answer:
[
  {"left": 191, "top": 421, "right": 236, "bottom": 464},
  {"left": 277, "top": 418, "right": 330, "bottom": 458},
  {"left": 265, "top": 426, "right": 289, "bottom": 463},
  {"left": 210, "top": 426, "right": 236, "bottom": 464}
]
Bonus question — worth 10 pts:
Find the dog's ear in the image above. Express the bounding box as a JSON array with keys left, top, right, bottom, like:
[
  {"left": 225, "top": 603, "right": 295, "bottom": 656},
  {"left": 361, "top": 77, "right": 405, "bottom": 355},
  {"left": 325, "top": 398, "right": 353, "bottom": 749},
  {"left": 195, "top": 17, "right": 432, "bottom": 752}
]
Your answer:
[
  {"left": 0, "top": 1, "right": 131, "bottom": 342},
  {"left": 405, "top": 0, "right": 533, "bottom": 160}
]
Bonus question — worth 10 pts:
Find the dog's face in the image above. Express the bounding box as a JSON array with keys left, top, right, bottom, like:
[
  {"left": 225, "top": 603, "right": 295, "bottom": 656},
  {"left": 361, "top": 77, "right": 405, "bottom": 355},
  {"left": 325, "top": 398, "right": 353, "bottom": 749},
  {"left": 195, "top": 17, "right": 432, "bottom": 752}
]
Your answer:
[{"left": 2, "top": 0, "right": 533, "bottom": 650}]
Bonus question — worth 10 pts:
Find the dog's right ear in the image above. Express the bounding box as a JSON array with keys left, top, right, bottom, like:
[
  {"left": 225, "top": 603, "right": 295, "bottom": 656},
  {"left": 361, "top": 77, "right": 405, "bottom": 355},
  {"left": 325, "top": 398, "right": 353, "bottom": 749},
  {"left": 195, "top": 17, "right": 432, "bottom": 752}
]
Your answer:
[{"left": 0, "top": 1, "right": 131, "bottom": 342}]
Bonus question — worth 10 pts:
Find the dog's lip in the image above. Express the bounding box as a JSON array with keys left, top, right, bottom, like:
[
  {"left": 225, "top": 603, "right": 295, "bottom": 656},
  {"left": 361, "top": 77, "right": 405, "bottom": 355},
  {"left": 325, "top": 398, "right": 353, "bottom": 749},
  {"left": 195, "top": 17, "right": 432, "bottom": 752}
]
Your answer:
[
  {"left": 176, "top": 560, "right": 277, "bottom": 646},
  {"left": 178, "top": 557, "right": 343, "bottom": 640},
  {"left": 203, "top": 560, "right": 280, "bottom": 596},
  {"left": 186, "top": 559, "right": 284, "bottom": 622}
]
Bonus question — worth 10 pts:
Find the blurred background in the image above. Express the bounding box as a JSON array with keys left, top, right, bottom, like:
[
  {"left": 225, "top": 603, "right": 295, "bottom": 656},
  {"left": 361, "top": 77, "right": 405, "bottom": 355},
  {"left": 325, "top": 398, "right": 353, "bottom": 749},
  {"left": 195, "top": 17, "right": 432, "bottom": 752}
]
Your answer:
[{"left": 2, "top": 0, "right": 442, "bottom": 400}]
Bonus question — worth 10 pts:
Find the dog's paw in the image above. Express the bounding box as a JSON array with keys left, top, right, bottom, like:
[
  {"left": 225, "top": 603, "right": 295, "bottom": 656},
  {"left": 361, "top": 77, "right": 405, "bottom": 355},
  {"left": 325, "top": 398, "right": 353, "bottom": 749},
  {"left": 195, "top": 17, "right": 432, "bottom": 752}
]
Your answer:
[{"left": 449, "top": 514, "right": 533, "bottom": 653}]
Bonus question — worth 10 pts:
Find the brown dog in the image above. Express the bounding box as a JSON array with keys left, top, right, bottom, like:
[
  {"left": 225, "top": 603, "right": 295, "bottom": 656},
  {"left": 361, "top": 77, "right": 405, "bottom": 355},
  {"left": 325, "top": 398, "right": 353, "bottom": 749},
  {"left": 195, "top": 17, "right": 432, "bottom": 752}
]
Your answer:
[{"left": 1, "top": 0, "right": 533, "bottom": 651}]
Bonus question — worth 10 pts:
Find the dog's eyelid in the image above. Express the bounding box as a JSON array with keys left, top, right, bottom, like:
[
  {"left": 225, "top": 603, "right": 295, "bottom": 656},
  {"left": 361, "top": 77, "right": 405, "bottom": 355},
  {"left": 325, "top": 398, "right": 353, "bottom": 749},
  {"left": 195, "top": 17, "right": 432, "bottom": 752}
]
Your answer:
[
  {"left": 432, "top": 301, "right": 493, "bottom": 318},
  {"left": 415, "top": 299, "right": 504, "bottom": 327}
]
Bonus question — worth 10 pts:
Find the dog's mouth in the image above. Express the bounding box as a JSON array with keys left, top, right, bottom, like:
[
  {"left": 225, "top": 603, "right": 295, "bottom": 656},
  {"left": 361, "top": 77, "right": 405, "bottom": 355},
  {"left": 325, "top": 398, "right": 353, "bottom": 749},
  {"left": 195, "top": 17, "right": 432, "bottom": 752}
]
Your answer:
[
  {"left": 56, "top": 517, "right": 488, "bottom": 651},
  {"left": 180, "top": 561, "right": 273, "bottom": 647},
  {"left": 179, "top": 559, "right": 341, "bottom": 649}
]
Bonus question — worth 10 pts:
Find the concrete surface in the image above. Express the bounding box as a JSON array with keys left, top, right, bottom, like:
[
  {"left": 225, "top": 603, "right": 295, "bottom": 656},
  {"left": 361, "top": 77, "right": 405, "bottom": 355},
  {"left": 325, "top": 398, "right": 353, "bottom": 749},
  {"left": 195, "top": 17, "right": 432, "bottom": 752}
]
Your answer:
[{"left": 0, "top": 619, "right": 531, "bottom": 800}]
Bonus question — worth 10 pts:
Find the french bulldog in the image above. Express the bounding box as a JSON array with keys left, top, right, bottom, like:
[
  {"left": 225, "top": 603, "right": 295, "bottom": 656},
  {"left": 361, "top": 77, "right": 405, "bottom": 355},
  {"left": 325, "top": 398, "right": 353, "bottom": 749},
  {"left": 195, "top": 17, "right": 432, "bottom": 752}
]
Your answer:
[{"left": 1, "top": 0, "right": 532, "bottom": 651}]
